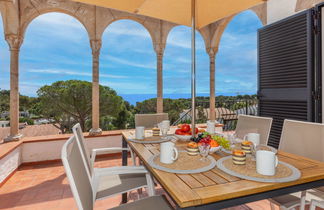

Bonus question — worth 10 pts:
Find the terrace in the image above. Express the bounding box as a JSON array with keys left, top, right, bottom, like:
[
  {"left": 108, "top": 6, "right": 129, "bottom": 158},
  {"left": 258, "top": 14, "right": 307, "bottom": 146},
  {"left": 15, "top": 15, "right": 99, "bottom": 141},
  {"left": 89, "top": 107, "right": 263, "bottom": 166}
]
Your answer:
[
  {"left": 0, "top": 0, "right": 324, "bottom": 210},
  {"left": 0, "top": 133, "right": 275, "bottom": 210}
]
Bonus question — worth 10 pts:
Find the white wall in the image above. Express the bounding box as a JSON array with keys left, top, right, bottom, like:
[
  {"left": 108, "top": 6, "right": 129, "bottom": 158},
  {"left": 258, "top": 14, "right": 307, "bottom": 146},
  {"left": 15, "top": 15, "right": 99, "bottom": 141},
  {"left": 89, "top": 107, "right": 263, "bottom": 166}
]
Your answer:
[
  {"left": 0, "top": 147, "right": 21, "bottom": 183},
  {"left": 22, "top": 140, "right": 67, "bottom": 163},
  {"left": 267, "top": 0, "right": 297, "bottom": 24},
  {"left": 0, "top": 135, "right": 123, "bottom": 184},
  {"left": 21, "top": 135, "right": 123, "bottom": 163}
]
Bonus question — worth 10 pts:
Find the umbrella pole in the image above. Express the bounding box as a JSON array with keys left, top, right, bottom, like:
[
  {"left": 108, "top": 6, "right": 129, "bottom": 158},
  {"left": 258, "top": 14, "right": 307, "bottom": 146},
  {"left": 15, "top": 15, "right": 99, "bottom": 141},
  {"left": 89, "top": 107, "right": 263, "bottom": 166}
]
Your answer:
[{"left": 191, "top": 0, "right": 196, "bottom": 138}]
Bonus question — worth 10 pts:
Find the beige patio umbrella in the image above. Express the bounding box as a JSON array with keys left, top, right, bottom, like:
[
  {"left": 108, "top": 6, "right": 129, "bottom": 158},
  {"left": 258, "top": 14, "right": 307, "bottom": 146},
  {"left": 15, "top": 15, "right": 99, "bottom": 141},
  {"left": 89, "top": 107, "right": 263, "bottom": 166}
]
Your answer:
[{"left": 74, "top": 0, "right": 265, "bottom": 136}]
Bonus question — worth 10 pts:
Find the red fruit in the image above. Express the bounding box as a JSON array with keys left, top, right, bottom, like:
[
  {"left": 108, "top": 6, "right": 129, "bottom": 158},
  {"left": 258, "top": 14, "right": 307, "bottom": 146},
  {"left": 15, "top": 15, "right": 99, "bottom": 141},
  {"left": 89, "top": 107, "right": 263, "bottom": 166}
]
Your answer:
[
  {"left": 198, "top": 140, "right": 210, "bottom": 146},
  {"left": 180, "top": 124, "right": 190, "bottom": 132},
  {"left": 175, "top": 129, "right": 184, "bottom": 135},
  {"left": 200, "top": 137, "right": 211, "bottom": 145},
  {"left": 190, "top": 127, "right": 199, "bottom": 134}
]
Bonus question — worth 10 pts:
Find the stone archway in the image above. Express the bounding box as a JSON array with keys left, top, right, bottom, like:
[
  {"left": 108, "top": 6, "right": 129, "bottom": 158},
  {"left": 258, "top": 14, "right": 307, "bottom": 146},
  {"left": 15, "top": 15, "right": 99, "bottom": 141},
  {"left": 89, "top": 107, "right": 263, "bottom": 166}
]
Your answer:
[
  {"left": 209, "top": 5, "right": 266, "bottom": 54},
  {"left": 97, "top": 8, "right": 168, "bottom": 50},
  {"left": 198, "top": 6, "right": 265, "bottom": 121},
  {"left": 98, "top": 9, "right": 176, "bottom": 113},
  {"left": 19, "top": 0, "right": 96, "bottom": 40}
]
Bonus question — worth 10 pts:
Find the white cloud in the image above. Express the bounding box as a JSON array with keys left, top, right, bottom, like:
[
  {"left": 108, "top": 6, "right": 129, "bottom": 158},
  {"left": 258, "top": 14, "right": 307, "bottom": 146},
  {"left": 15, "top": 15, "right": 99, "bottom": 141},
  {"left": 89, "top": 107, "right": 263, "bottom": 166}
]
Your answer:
[
  {"left": 34, "top": 13, "right": 84, "bottom": 30},
  {"left": 100, "top": 81, "right": 156, "bottom": 94},
  {"left": 28, "top": 69, "right": 128, "bottom": 79},
  {"left": 175, "top": 57, "right": 191, "bottom": 64},
  {"left": 105, "top": 55, "right": 156, "bottom": 70},
  {"left": 219, "top": 31, "right": 257, "bottom": 50},
  {"left": 166, "top": 27, "right": 205, "bottom": 50},
  {"left": 106, "top": 23, "right": 151, "bottom": 38},
  {"left": 25, "top": 13, "right": 89, "bottom": 45}
]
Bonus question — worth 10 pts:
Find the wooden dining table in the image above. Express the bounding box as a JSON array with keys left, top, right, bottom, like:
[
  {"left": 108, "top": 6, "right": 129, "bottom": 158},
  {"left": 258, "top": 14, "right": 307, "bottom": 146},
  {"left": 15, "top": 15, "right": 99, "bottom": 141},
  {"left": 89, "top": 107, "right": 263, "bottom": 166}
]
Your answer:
[{"left": 121, "top": 130, "right": 324, "bottom": 209}]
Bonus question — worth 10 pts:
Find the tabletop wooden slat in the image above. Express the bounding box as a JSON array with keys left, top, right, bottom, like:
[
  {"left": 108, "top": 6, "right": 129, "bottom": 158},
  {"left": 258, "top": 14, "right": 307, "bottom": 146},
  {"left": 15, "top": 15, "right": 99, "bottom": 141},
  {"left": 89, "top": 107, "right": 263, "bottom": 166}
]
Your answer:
[
  {"left": 202, "top": 171, "right": 228, "bottom": 184},
  {"left": 177, "top": 174, "right": 204, "bottom": 188},
  {"left": 211, "top": 168, "right": 241, "bottom": 182},
  {"left": 123, "top": 131, "right": 324, "bottom": 208},
  {"left": 191, "top": 173, "right": 216, "bottom": 187}
]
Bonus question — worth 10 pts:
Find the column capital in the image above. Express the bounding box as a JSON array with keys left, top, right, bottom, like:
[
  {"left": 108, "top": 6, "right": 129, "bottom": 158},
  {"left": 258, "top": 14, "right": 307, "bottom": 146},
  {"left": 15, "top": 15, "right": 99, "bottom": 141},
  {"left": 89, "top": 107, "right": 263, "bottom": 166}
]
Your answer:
[
  {"left": 90, "top": 39, "right": 102, "bottom": 57},
  {"left": 154, "top": 43, "right": 166, "bottom": 57},
  {"left": 206, "top": 47, "right": 218, "bottom": 60},
  {"left": 5, "top": 34, "right": 23, "bottom": 51}
]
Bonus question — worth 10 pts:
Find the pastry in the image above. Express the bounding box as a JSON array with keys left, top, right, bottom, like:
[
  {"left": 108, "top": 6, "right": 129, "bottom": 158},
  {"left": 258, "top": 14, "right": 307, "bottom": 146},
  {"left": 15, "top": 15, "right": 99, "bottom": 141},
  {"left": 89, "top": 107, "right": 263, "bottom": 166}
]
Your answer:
[
  {"left": 241, "top": 141, "right": 253, "bottom": 154},
  {"left": 187, "top": 142, "right": 198, "bottom": 148},
  {"left": 187, "top": 142, "right": 199, "bottom": 156},
  {"left": 232, "top": 149, "right": 246, "bottom": 165},
  {"left": 152, "top": 127, "right": 160, "bottom": 136}
]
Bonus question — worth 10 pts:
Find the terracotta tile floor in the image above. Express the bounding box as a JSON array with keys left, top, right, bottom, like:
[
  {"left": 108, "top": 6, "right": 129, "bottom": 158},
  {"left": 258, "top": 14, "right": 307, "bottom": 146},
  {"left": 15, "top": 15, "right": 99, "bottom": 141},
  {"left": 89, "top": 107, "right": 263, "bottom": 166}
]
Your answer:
[{"left": 0, "top": 155, "right": 280, "bottom": 210}]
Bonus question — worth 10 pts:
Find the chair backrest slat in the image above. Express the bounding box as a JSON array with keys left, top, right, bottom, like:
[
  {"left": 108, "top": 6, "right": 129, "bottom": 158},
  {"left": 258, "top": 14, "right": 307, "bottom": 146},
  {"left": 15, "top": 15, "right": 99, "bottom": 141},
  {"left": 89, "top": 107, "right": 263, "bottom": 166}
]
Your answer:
[
  {"left": 72, "top": 124, "right": 92, "bottom": 178},
  {"left": 235, "top": 115, "right": 273, "bottom": 145},
  {"left": 279, "top": 120, "right": 324, "bottom": 162},
  {"left": 61, "top": 136, "right": 94, "bottom": 210},
  {"left": 135, "top": 113, "right": 169, "bottom": 129}
]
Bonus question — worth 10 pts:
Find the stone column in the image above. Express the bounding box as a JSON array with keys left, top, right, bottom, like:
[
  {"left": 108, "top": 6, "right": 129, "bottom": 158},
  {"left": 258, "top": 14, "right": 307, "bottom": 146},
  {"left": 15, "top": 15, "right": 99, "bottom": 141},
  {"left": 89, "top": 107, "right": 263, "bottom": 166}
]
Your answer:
[
  {"left": 5, "top": 34, "right": 23, "bottom": 141},
  {"left": 208, "top": 49, "right": 217, "bottom": 121},
  {"left": 155, "top": 44, "right": 165, "bottom": 113},
  {"left": 157, "top": 51, "right": 163, "bottom": 113},
  {"left": 89, "top": 39, "right": 102, "bottom": 136}
]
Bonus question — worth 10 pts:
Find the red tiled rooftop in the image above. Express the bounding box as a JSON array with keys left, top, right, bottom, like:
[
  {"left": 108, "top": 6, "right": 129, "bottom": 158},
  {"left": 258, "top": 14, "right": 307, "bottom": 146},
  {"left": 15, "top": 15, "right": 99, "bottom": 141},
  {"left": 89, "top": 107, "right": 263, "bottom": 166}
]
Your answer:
[
  {"left": 0, "top": 155, "right": 281, "bottom": 210},
  {"left": 0, "top": 124, "right": 61, "bottom": 143}
]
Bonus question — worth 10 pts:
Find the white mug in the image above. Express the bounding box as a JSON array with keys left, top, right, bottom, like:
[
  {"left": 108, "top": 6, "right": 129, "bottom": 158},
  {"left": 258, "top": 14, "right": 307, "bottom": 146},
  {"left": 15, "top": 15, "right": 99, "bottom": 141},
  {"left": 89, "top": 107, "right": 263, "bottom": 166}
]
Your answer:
[
  {"left": 256, "top": 150, "right": 278, "bottom": 176},
  {"left": 244, "top": 133, "right": 260, "bottom": 146},
  {"left": 206, "top": 120, "right": 215, "bottom": 134},
  {"left": 160, "top": 142, "right": 178, "bottom": 164},
  {"left": 135, "top": 126, "right": 145, "bottom": 140}
]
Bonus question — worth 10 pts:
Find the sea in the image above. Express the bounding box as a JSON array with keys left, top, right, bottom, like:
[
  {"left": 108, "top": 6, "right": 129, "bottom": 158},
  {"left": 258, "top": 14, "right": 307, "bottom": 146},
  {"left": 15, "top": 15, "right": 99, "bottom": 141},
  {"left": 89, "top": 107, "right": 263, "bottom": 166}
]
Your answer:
[{"left": 119, "top": 93, "right": 238, "bottom": 105}]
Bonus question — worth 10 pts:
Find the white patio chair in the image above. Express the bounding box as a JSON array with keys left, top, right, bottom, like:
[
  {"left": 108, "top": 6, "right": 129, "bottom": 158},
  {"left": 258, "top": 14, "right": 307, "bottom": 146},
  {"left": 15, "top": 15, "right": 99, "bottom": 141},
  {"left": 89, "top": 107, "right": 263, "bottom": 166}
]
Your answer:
[
  {"left": 235, "top": 115, "right": 273, "bottom": 145},
  {"left": 310, "top": 199, "right": 324, "bottom": 210},
  {"left": 269, "top": 120, "right": 324, "bottom": 210},
  {"left": 72, "top": 123, "right": 155, "bottom": 199},
  {"left": 61, "top": 136, "right": 172, "bottom": 210},
  {"left": 135, "top": 113, "right": 169, "bottom": 129}
]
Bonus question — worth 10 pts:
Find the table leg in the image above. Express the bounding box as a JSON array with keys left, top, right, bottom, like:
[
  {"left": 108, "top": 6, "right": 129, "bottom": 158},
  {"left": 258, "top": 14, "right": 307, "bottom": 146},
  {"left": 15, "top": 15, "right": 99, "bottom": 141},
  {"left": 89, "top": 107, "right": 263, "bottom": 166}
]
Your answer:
[{"left": 122, "top": 136, "right": 128, "bottom": 203}]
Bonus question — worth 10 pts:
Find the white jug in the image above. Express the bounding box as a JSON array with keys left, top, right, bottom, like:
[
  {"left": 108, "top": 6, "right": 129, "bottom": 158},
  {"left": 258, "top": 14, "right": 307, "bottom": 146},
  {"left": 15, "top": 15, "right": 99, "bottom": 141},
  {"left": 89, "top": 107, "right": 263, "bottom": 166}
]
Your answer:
[
  {"left": 160, "top": 142, "right": 178, "bottom": 164},
  {"left": 256, "top": 150, "right": 278, "bottom": 176}
]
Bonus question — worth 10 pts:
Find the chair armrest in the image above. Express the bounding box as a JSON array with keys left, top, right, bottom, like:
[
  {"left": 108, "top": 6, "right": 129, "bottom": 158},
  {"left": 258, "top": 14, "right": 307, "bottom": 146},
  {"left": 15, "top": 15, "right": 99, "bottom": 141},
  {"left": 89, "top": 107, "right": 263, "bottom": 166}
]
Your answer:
[
  {"left": 92, "top": 147, "right": 130, "bottom": 155},
  {"left": 94, "top": 166, "right": 148, "bottom": 176},
  {"left": 90, "top": 147, "right": 135, "bottom": 168}
]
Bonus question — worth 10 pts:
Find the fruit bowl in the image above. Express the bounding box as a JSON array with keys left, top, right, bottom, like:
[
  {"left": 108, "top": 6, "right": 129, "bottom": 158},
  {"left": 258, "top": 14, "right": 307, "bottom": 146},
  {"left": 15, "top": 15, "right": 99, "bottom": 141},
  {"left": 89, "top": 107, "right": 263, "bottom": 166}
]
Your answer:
[
  {"left": 209, "top": 145, "right": 222, "bottom": 153},
  {"left": 175, "top": 134, "right": 192, "bottom": 141}
]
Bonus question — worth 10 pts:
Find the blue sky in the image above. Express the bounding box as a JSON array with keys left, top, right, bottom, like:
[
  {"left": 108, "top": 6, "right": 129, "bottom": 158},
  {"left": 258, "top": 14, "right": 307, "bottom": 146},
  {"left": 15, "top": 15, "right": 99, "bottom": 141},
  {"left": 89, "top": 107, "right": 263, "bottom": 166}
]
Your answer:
[{"left": 0, "top": 10, "right": 262, "bottom": 97}]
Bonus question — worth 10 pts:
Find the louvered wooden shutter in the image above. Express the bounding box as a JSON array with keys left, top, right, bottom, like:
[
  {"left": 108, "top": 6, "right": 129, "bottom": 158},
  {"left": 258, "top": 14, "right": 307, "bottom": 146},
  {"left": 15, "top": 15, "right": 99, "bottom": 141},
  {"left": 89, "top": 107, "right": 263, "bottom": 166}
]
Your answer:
[{"left": 258, "top": 10, "right": 315, "bottom": 148}]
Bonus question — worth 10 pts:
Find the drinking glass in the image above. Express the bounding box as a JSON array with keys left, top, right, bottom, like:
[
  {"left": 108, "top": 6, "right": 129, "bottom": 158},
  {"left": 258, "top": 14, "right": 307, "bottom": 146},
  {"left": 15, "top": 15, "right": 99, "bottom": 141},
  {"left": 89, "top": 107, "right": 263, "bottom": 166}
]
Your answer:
[
  {"left": 161, "top": 127, "right": 169, "bottom": 137},
  {"left": 249, "top": 144, "right": 258, "bottom": 161},
  {"left": 199, "top": 144, "right": 210, "bottom": 162},
  {"left": 226, "top": 133, "right": 239, "bottom": 151}
]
